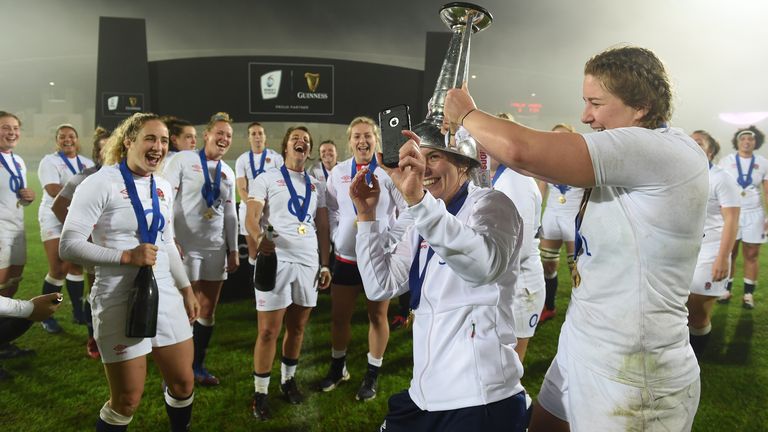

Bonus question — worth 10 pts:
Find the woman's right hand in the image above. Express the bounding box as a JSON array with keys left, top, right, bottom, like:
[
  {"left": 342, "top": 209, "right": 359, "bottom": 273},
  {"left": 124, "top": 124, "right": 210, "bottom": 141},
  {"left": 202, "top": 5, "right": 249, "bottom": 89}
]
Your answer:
[
  {"left": 121, "top": 243, "right": 159, "bottom": 266},
  {"left": 349, "top": 166, "right": 381, "bottom": 221}
]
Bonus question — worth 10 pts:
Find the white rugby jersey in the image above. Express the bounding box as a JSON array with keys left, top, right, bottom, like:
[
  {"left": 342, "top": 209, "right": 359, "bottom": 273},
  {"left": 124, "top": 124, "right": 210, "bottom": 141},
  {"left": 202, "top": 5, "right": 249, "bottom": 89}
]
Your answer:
[
  {"left": 309, "top": 162, "right": 334, "bottom": 183},
  {"left": 249, "top": 167, "right": 326, "bottom": 264},
  {"left": 543, "top": 183, "right": 584, "bottom": 216},
  {"left": 702, "top": 164, "right": 740, "bottom": 245},
  {"left": 161, "top": 150, "right": 237, "bottom": 251},
  {"left": 60, "top": 165, "right": 178, "bottom": 308},
  {"left": 234, "top": 149, "right": 283, "bottom": 189},
  {"left": 0, "top": 152, "right": 28, "bottom": 233},
  {"left": 493, "top": 167, "right": 542, "bottom": 263},
  {"left": 356, "top": 184, "right": 524, "bottom": 411},
  {"left": 37, "top": 152, "right": 95, "bottom": 210},
  {"left": 326, "top": 157, "right": 406, "bottom": 262},
  {"left": 571, "top": 126, "right": 707, "bottom": 389},
  {"left": 718, "top": 152, "right": 768, "bottom": 212}
]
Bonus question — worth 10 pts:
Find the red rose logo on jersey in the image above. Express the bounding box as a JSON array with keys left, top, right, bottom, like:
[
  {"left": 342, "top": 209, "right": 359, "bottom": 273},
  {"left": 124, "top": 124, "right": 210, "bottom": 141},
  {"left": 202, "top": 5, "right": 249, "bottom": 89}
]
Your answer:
[
  {"left": 156, "top": 188, "right": 165, "bottom": 201},
  {"left": 120, "top": 188, "right": 129, "bottom": 198},
  {"left": 704, "top": 282, "right": 711, "bottom": 290}
]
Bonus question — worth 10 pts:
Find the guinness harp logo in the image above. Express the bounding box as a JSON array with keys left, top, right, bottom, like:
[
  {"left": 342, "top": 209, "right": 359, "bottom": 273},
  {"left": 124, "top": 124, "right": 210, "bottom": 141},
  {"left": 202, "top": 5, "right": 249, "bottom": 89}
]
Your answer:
[
  {"left": 304, "top": 72, "right": 320, "bottom": 92},
  {"left": 128, "top": 96, "right": 138, "bottom": 107}
]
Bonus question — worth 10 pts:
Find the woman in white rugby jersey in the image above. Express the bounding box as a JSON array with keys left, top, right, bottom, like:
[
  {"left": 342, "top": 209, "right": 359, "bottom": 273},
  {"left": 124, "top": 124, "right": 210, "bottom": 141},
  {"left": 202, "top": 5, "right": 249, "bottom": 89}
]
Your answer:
[
  {"left": 162, "top": 116, "right": 197, "bottom": 165},
  {"left": 322, "top": 116, "right": 406, "bottom": 402},
  {"left": 245, "top": 125, "right": 331, "bottom": 420},
  {"left": 446, "top": 45, "right": 707, "bottom": 431},
  {"left": 350, "top": 129, "right": 527, "bottom": 431},
  {"left": 162, "top": 112, "right": 239, "bottom": 387},
  {"left": 235, "top": 121, "right": 283, "bottom": 265},
  {"left": 310, "top": 139, "right": 338, "bottom": 183},
  {"left": 59, "top": 113, "right": 200, "bottom": 432},
  {"left": 0, "top": 111, "right": 37, "bottom": 362},
  {"left": 536, "top": 123, "right": 585, "bottom": 323},
  {"left": 52, "top": 126, "right": 110, "bottom": 359},
  {"left": 716, "top": 125, "right": 768, "bottom": 309},
  {"left": 37, "top": 123, "right": 95, "bottom": 333},
  {"left": 688, "top": 130, "right": 740, "bottom": 356}
]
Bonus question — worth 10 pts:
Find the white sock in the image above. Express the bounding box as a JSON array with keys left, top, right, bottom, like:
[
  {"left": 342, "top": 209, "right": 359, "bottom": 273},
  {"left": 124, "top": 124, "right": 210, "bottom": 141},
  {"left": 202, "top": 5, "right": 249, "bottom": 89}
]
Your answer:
[
  {"left": 281, "top": 363, "right": 297, "bottom": 384},
  {"left": 367, "top": 352, "right": 383, "bottom": 368},
  {"left": 253, "top": 374, "right": 270, "bottom": 394},
  {"left": 331, "top": 349, "right": 347, "bottom": 359}
]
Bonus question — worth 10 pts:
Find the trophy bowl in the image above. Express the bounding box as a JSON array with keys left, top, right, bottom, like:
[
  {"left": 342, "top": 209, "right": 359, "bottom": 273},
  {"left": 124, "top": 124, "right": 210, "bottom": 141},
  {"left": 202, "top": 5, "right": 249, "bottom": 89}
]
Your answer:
[{"left": 440, "top": 2, "right": 493, "bottom": 33}]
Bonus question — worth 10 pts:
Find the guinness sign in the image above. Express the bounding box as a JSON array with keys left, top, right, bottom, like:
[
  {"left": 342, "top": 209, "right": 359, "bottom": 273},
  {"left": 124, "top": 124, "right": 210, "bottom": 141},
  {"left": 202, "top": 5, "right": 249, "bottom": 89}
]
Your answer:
[{"left": 249, "top": 63, "right": 334, "bottom": 115}]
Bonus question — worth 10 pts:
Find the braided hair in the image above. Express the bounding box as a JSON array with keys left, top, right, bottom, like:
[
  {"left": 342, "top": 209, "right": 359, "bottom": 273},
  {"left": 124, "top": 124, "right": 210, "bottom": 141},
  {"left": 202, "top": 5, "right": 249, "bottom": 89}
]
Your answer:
[{"left": 584, "top": 46, "right": 673, "bottom": 129}]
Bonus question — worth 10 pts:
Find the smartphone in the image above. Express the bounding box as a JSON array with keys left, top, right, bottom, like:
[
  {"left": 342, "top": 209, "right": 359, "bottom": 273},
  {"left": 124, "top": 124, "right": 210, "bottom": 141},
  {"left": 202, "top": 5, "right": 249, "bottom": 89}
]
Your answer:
[{"left": 378, "top": 104, "right": 411, "bottom": 168}]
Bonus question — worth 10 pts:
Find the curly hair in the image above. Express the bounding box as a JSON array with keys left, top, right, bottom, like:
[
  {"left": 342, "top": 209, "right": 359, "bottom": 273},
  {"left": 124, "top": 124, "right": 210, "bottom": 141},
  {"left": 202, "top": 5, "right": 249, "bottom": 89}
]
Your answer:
[
  {"left": 731, "top": 125, "right": 765, "bottom": 150},
  {"left": 102, "top": 113, "right": 163, "bottom": 166},
  {"left": 584, "top": 46, "right": 673, "bottom": 129},
  {"left": 280, "top": 126, "right": 313, "bottom": 159}
]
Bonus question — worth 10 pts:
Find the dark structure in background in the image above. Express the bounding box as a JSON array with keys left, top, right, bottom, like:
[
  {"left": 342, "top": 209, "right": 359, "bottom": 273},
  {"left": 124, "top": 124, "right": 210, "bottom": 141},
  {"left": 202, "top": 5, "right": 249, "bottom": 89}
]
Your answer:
[{"left": 94, "top": 17, "right": 151, "bottom": 130}]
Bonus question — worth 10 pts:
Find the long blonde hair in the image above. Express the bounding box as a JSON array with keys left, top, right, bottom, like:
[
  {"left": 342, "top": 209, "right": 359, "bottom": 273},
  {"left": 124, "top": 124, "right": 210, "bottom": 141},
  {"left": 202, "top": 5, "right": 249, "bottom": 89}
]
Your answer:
[{"left": 346, "top": 116, "right": 381, "bottom": 152}]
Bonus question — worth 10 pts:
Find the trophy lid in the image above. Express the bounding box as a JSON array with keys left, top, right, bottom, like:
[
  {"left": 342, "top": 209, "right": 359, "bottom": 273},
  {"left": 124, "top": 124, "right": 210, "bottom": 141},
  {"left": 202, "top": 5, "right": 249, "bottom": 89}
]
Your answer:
[{"left": 440, "top": 2, "right": 493, "bottom": 33}]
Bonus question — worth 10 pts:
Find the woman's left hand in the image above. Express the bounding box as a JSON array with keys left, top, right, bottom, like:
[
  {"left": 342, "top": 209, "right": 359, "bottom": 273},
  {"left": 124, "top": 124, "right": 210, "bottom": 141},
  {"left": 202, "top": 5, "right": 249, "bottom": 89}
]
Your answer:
[
  {"left": 349, "top": 166, "right": 381, "bottom": 221},
  {"left": 180, "top": 286, "right": 200, "bottom": 323}
]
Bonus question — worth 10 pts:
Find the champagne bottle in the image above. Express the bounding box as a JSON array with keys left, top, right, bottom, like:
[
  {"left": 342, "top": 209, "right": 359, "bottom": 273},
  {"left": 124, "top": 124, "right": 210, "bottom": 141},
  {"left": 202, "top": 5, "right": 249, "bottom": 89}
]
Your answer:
[
  {"left": 253, "top": 226, "right": 277, "bottom": 292},
  {"left": 125, "top": 266, "right": 159, "bottom": 338}
]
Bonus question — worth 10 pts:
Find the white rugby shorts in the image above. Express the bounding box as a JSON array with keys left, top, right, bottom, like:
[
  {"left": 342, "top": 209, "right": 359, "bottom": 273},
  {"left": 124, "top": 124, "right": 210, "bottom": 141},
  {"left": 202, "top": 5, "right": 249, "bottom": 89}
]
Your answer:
[{"left": 255, "top": 260, "right": 318, "bottom": 311}]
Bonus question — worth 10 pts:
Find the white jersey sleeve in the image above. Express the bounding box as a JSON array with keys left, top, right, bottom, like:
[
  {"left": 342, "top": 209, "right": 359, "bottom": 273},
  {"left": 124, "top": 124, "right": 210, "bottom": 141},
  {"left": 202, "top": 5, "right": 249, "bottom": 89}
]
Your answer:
[{"left": 0, "top": 295, "right": 33, "bottom": 318}]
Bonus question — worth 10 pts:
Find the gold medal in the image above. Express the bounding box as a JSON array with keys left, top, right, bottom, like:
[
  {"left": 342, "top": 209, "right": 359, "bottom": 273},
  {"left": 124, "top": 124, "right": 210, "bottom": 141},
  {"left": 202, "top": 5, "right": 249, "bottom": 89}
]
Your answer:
[
  {"left": 16, "top": 199, "right": 22, "bottom": 208},
  {"left": 572, "top": 266, "right": 581, "bottom": 288},
  {"left": 353, "top": 217, "right": 358, "bottom": 228},
  {"left": 742, "top": 190, "right": 747, "bottom": 197},
  {"left": 202, "top": 207, "right": 215, "bottom": 220},
  {"left": 558, "top": 195, "right": 566, "bottom": 204},
  {"left": 297, "top": 224, "right": 308, "bottom": 235}
]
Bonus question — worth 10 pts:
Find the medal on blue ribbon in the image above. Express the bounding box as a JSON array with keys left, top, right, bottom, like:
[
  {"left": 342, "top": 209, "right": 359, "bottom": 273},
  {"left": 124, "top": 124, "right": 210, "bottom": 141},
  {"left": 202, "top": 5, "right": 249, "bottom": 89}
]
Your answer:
[
  {"left": 249, "top": 150, "right": 268, "bottom": 179},
  {"left": 736, "top": 154, "right": 755, "bottom": 197},
  {"left": 555, "top": 184, "right": 570, "bottom": 204},
  {"left": 58, "top": 151, "right": 84, "bottom": 175},
  {"left": 119, "top": 160, "right": 161, "bottom": 245},
  {"left": 407, "top": 181, "right": 470, "bottom": 319},
  {"left": 280, "top": 165, "right": 312, "bottom": 235},
  {"left": 321, "top": 164, "right": 329, "bottom": 181},
  {"left": 0, "top": 153, "right": 24, "bottom": 204},
  {"left": 199, "top": 149, "right": 222, "bottom": 220}
]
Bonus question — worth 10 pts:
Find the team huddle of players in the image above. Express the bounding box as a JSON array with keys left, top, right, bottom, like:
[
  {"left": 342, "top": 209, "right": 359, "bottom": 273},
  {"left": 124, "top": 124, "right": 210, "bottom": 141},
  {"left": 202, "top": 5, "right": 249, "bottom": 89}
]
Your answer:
[{"left": 1, "top": 87, "right": 765, "bottom": 431}]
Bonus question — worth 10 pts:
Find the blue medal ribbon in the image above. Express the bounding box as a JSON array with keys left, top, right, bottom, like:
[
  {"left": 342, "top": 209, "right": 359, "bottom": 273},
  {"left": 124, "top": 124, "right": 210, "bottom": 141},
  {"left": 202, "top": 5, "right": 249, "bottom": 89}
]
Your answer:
[
  {"left": 0, "top": 153, "right": 24, "bottom": 196},
  {"left": 249, "top": 149, "right": 268, "bottom": 179},
  {"left": 407, "top": 181, "right": 470, "bottom": 311},
  {"left": 554, "top": 184, "right": 571, "bottom": 195},
  {"left": 199, "top": 149, "right": 222, "bottom": 209},
  {"left": 58, "top": 151, "right": 84, "bottom": 175},
  {"left": 491, "top": 164, "right": 506, "bottom": 186},
  {"left": 735, "top": 154, "right": 755, "bottom": 192},
  {"left": 350, "top": 158, "right": 378, "bottom": 215},
  {"left": 321, "top": 164, "right": 329, "bottom": 181},
  {"left": 280, "top": 165, "right": 312, "bottom": 224},
  {"left": 119, "top": 161, "right": 160, "bottom": 244}
]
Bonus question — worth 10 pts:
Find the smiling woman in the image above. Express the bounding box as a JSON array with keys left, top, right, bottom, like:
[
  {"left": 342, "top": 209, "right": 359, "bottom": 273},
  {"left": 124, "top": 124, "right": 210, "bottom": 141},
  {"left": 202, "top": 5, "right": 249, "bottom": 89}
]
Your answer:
[
  {"left": 161, "top": 112, "right": 239, "bottom": 387},
  {"left": 36, "top": 123, "right": 95, "bottom": 334},
  {"left": 59, "top": 112, "right": 200, "bottom": 431}
]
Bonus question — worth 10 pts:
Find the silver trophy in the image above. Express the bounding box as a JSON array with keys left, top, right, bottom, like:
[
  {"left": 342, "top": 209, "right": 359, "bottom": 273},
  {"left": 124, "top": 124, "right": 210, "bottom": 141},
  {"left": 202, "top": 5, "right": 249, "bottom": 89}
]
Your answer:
[{"left": 413, "top": 2, "right": 492, "bottom": 184}]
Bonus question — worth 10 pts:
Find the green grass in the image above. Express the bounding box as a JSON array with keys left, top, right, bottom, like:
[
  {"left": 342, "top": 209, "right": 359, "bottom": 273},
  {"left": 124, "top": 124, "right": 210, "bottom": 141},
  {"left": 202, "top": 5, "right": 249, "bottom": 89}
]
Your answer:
[{"left": 1, "top": 175, "right": 767, "bottom": 431}]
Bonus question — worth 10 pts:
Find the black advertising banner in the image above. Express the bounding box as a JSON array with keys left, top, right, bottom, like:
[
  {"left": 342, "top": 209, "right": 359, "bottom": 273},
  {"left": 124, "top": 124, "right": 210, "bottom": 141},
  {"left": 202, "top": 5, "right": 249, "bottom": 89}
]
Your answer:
[{"left": 248, "top": 63, "right": 334, "bottom": 115}]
